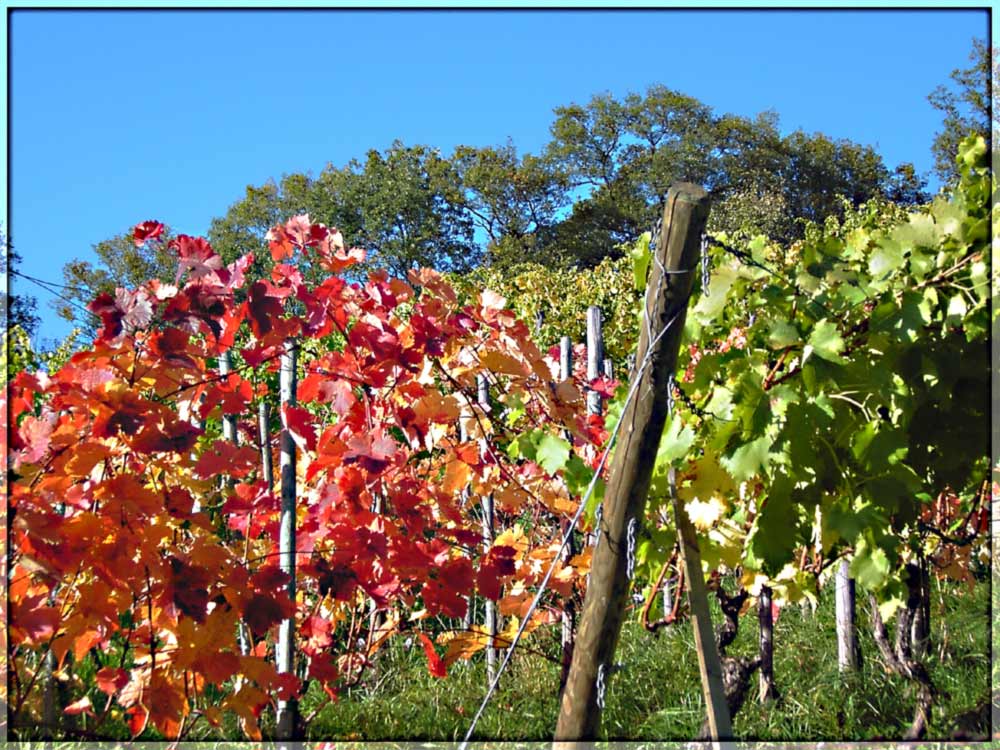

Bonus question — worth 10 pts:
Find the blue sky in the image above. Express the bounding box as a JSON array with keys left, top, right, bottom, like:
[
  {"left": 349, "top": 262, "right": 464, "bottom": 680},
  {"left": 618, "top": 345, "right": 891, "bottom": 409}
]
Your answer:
[{"left": 7, "top": 7, "right": 990, "bottom": 344}]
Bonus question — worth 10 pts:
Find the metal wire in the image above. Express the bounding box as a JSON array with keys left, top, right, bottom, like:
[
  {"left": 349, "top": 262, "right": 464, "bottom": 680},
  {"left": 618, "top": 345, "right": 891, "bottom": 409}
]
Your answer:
[{"left": 458, "top": 305, "right": 687, "bottom": 749}]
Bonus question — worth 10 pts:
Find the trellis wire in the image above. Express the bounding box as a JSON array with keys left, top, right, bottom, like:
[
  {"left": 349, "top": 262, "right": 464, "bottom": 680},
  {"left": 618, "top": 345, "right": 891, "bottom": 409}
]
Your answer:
[{"left": 458, "top": 305, "right": 686, "bottom": 749}]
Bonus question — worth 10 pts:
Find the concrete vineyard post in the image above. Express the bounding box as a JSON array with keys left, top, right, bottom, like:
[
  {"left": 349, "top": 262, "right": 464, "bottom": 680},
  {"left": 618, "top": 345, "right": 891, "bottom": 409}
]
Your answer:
[
  {"left": 558, "top": 335, "right": 577, "bottom": 693},
  {"left": 276, "top": 343, "right": 298, "bottom": 739},
  {"left": 586, "top": 306, "right": 603, "bottom": 417},
  {"left": 478, "top": 373, "right": 498, "bottom": 684}
]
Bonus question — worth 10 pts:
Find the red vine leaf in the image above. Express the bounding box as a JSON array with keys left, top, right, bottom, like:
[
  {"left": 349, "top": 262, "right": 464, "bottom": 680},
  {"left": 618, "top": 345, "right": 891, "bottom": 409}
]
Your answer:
[{"left": 417, "top": 632, "right": 448, "bottom": 678}]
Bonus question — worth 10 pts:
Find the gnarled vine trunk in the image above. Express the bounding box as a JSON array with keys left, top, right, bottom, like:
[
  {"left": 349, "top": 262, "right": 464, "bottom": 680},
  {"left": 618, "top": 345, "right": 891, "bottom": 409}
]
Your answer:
[
  {"left": 698, "top": 585, "right": 762, "bottom": 739},
  {"left": 868, "top": 562, "right": 934, "bottom": 740}
]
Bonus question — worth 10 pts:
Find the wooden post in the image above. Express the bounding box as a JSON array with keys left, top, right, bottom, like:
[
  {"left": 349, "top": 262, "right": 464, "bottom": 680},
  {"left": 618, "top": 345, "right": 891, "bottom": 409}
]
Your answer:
[
  {"left": 836, "top": 559, "right": 860, "bottom": 672},
  {"left": 559, "top": 336, "right": 577, "bottom": 693},
  {"left": 275, "top": 343, "right": 298, "bottom": 739},
  {"left": 242, "top": 400, "right": 273, "bottom": 661},
  {"left": 478, "top": 373, "right": 498, "bottom": 684},
  {"left": 585, "top": 306, "right": 603, "bottom": 416},
  {"left": 758, "top": 585, "right": 777, "bottom": 702},
  {"left": 555, "top": 184, "right": 726, "bottom": 743},
  {"left": 672, "top": 466, "right": 733, "bottom": 744}
]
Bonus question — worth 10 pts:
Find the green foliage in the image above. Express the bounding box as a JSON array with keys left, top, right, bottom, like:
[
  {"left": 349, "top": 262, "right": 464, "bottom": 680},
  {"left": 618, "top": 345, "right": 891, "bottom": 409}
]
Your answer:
[
  {"left": 344, "top": 141, "right": 479, "bottom": 277},
  {"left": 207, "top": 141, "right": 480, "bottom": 283},
  {"left": 5, "top": 324, "right": 38, "bottom": 380},
  {"left": 295, "top": 578, "right": 987, "bottom": 741},
  {"left": 59, "top": 227, "right": 177, "bottom": 333},
  {"left": 66, "top": 72, "right": 948, "bottom": 303},
  {"left": 39, "top": 327, "right": 86, "bottom": 373},
  {"left": 2, "top": 241, "right": 41, "bottom": 339},
  {"left": 927, "top": 37, "right": 993, "bottom": 184},
  {"left": 541, "top": 86, "right": 904, "bottom": 264},
  {"left": 451, "top": 141, "right": 568, "bottom": 266},
  {"left": 640, "top": 134, "right": 991, "bottom": 601},
  {"left": 452, "top": 254, "right": 642, "bottom": 362}
]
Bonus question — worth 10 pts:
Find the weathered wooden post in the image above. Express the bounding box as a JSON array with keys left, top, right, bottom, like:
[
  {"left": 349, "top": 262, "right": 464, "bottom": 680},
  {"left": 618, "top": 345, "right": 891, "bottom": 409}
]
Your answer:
[
  {"left": 836, "top": 559, "right": 860, "bottom": 672},
  {"left": 478, "top": 373, "right": 499, "bottom": 684},
  {"left": 276, "top": 342, "right": 298, "bottom": 739},
  {"left": 558, "top": 335, "right": 577, "bottom": 693},
  {"left": 585, "top": 306, "right": 603, "bottom": 416},
  {"left": 555, "top": 184, "right": 731, "bottom": 744},
  {"left": 219, "top": 351, "right": 253, "bottom": 660},
  {"left": 671, "top": 465, "right": 734, "bottom": 744}
]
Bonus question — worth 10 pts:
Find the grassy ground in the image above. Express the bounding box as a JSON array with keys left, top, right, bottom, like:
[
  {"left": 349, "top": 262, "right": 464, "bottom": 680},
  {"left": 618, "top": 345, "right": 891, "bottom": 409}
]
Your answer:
[
  {"left": 20, "top": 574, "right": 989, "bottom": 743},
  {"left": 300, "top": 575, "right": 990, "bottom": 742}
]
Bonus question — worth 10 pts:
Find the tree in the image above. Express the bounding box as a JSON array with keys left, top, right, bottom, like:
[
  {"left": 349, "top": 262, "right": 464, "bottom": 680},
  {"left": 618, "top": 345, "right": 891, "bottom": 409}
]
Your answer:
[
  {"left": 58, "top": 228, "right": 177, "bottom": 334},
  {"left": 541, "top": 86, "right": 717, "bottom": 267},
  {"left": 620, "top": 84, "right": 719, "bottom": 202},
  {"left": 451, "top": 141, "right": 568, "bottom": 266},
  {"left": 339, "top": 141, "right": 479, "bottom": 278},
  {"left": 778, "top": 130, "right": 889, "bottom": 227},
  {"left": 2, "top": 233, "right": 42, "bottom": 378},
  {"left": 885, "top": 163, "right": 930, "bottom": 206},
  {"left": 206, "top": 142, "right": 479, "bottom": 282},
  {"left": 207, "top": 181, "right": 288, "bottom": 267},
  {"left": 2, "top": 240, "right": 41, "bottom": 339},
  {"left": 928, "top": 37, "right": 992, "bottom": 184},
  {"left": 541, "top": 86, "right": 897, "bottom": 264}
]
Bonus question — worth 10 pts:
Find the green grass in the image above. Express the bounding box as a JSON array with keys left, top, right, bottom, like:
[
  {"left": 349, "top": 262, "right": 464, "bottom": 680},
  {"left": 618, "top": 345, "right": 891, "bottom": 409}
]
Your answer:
[
  {"left": 300, "top": 576, "right": 990, "bottom": 742},
  {"left": 16, "top": 575, "right": 989, "bottom": 743}
]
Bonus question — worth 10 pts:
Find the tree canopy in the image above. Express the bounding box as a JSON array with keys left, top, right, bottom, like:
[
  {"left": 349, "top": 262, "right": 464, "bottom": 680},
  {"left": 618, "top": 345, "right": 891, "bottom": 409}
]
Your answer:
[
  {"left": 55, "top": 66, "right": 959, "bottom": 329},
  {"left": 927, "top": 37, "right": 993, "bottom": 184}
]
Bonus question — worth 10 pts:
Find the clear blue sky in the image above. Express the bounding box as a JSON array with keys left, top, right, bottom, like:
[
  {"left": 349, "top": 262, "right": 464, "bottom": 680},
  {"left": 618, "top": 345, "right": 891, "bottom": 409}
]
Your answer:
[{"left": 8, "top": 7, "right": 989, "bottom": 345}]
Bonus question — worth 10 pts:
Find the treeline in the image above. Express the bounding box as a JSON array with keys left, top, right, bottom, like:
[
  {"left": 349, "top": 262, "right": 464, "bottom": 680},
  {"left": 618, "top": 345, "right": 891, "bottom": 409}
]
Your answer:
[
  {"left": 51, "top": 34, "right": 990, "bottom": 332},
  {"left": 205, "top": 87, "right": 930, "bottom": 273}
]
